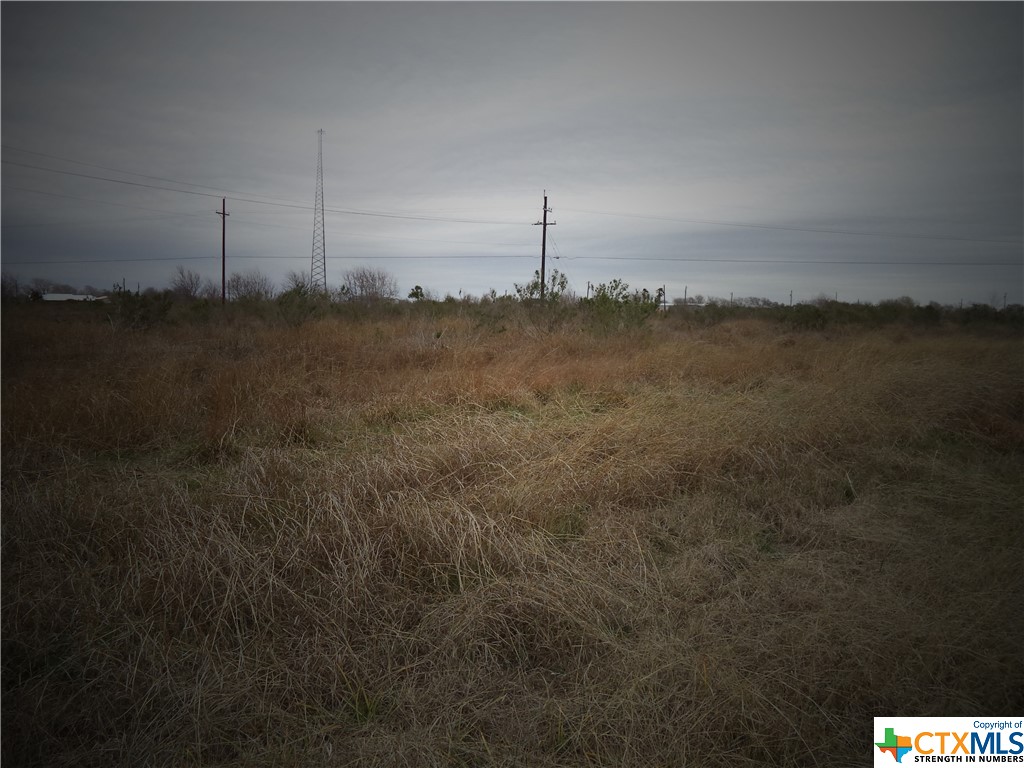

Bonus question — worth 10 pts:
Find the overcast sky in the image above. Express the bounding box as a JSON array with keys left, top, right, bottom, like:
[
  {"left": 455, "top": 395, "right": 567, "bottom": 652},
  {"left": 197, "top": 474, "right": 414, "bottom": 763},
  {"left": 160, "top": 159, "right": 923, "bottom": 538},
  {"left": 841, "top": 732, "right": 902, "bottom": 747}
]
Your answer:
[{"left": 2, "top": 1, "right": 1021, "bottom": 305}]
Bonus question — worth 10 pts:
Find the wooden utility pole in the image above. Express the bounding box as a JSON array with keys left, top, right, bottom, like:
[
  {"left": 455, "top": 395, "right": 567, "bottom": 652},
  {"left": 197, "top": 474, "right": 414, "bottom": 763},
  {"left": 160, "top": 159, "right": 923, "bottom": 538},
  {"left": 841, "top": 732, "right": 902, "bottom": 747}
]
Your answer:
[
  {"left": 533, "top": 191, "right": 556, "bottom": 300},
  {"left": 216, "top": 198, "right": 229, "bottom": 305}
]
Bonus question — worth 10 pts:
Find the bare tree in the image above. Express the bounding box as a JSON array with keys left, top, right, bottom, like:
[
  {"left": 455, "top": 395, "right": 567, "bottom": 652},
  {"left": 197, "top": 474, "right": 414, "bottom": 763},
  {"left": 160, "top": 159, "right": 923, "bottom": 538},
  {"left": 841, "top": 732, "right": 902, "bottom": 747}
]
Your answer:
[
  {"left": 283, "top": 270, "right": 315, "bottom": 294},
  {"left": 29, "top": 277, "right": 55, "bottom": 294},
  {"left": 1, "top": 272, "right": 22, "bottom": 299},
  {"left": 199, "top": 279, "right": 219, "bottom": 301},
  {"left": 170, "top": 266, "right": 203, "bottom": 299},
  {"left": 341, "top": 267, "right": 399, "bottom": 302},
  {"left": 226, "top": 270, "right": 275, "bottom": 302}
]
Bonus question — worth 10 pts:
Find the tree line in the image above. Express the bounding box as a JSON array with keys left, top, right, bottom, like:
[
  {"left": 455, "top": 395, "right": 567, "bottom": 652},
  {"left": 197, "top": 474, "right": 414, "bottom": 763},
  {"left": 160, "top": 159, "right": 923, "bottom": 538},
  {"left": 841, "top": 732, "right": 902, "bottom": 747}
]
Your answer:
[{"left": 3, "top": 266, "right": 1020, "bottom": 332}]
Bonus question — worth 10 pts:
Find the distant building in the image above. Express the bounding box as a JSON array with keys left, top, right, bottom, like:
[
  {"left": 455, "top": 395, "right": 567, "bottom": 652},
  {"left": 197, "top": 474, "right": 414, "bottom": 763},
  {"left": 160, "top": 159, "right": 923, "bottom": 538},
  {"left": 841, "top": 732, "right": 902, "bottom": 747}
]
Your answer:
[{"left": 41, "top": 293, "right": 108, "bottom": 302}]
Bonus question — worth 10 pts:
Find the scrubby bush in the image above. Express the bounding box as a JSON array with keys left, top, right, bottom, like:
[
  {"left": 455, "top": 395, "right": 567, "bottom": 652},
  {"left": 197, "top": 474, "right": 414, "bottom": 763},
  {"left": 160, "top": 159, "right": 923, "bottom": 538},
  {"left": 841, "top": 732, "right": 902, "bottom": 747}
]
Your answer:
[
  {"left": 105, "top": 287, "right": 173, "bottom": 329},
  {"left": 580, "top": 278, "right": 664, "bottom": 331},
  {"left": 276, "top": 282, "right": 332, "bottom": 326},
  {"left": 514, "top": 268, "right": 569, "bottom": 302}
]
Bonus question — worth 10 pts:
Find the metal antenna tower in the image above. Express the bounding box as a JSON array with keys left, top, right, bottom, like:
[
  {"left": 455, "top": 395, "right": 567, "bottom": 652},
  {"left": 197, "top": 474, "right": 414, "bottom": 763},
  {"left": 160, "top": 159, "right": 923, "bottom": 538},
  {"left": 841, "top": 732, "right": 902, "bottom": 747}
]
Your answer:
[{"left": 310, "top": 129, "right": 327, "bottom": 292}]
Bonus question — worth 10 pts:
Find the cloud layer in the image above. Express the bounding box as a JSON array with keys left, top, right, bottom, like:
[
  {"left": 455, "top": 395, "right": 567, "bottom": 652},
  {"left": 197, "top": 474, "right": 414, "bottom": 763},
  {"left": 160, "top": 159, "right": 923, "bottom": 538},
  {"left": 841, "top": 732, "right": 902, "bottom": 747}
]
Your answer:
[{"left": 3, "top": 2, "right": 1021, "bottom": 304}]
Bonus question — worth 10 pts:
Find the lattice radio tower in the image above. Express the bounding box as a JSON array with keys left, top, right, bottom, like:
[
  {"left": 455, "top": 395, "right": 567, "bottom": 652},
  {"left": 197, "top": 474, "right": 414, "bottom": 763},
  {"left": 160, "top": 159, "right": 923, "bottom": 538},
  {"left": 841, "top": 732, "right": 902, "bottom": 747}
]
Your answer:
[{"left": 310, "top": 129, "right": 327, "bottom": 292}]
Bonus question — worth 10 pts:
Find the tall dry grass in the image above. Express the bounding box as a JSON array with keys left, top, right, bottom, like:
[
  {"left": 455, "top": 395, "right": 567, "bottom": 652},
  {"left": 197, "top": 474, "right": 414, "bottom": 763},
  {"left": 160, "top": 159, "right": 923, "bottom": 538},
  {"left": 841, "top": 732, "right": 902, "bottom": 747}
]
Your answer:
[{"left": 2, "top": 304, "right": 1022, "bottom": 766}]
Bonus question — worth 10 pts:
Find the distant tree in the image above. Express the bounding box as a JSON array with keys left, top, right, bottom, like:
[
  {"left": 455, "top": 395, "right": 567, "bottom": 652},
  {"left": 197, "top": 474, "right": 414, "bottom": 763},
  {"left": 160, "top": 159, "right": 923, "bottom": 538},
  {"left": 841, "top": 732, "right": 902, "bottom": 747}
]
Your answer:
[
  {"left": 30, "top": 277, "right": 56, "bottom": 294},
  {"left": 582, "top": 277, "right": 663, "bottom": 327},
  {"left": 589, "top": 278, "right": 630, "bottom": 304},
  {"left": 342, "top": 267, "right": 399, "bottom": 302},
  {"left": 636, "top": 287, "right": 665, "bottom": 307},
  {"left": 29, "top": 277, "right": 78, "bottom": 295},
  {"left": 226, "top": 270, "right": 274, "bottom": 302},
  {"left": 879, "top": 296, "right": 917, "bottom": 309},
  {"left": 514, "top": 269, "right": 568, "bottom": 302},
  {"left": 170, "top": 266, "right": 203, "bottom": 299},
  {"left": 1, "top": 272, "right": 21, "bottom": 300},
  {"left": 277, "top": 270, "right": 331, "bottom": 325},
  {"left": 408, "top": 285, "right": 425, "bottom": 301},
  {"left": 284, "top": 270, "right": 315, "bottom": 294},
  {"left": 199, "top": 278, "right": 220, "bottom": 301}
]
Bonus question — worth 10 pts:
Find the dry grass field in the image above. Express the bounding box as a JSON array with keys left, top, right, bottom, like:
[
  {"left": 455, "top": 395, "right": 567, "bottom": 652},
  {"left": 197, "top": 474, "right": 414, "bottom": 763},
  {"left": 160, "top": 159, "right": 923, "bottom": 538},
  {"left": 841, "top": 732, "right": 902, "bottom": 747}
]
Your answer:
[{"left": 3, "top": 302, "right": 1022, "bottom": 767}]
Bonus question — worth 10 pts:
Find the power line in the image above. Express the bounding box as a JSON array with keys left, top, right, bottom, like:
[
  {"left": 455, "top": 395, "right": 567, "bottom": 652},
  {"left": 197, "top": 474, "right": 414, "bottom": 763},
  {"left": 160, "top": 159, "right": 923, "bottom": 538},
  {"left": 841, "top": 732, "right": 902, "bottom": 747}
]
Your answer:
[
  {"left": 2, "top": 253, "right": 536, "bottom": 266},
  {"left": 3, "top": 184, "right": 212, "bottom": 219},
  {"left": 234, "top": 254, "right": 535, "bottom": 261},
  {"left": 558, "top": 255, "right": 1019, "bottom": 266},
  {"left": 2, "top": 255, "right": 213, "bottom": 265},
  {"left": 1, "top": 213, "right": 211, "bottom": 231},
  {"left": 1, "top": 144, "right": 287, "bottom": 201},
  {"left": 2, "top": 160, "right": 224, "bottom": 198},
  {"left": 3, "top": 143, "right": 524, "bottom": 218},
  {"left": 2, "top": 159, "right": 523, "bottom": 224},
  {"left": 561, "top": 207, "right": 1023, "bottom": 246},
  {"left": 6, "top": 154, "right": 1015, "bottom": 253},
  {"left": 5, "top": 186, "right": 526, "bottom": 242},
  {"left": 547, "top": 231, "right": 564, "bottom": 261},
  {"left": 6, "top": 144, "right": 1018, "bottom": 242},
  {"left": 6, "top": 253, "right": 1010, "bottom": 267}
]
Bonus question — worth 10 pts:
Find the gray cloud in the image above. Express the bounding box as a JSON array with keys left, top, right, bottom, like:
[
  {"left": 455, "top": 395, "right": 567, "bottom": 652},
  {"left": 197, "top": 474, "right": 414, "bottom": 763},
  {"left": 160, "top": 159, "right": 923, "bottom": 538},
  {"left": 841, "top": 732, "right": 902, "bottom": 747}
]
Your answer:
[{"left": 3, "top": 2, "right": 1020, "bottom": 304}]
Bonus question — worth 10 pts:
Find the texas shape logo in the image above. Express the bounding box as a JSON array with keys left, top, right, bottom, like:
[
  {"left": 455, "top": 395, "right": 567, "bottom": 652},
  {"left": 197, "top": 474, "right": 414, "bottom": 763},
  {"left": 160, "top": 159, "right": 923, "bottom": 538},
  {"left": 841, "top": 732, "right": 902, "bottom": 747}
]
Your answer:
[{"left": 876, "top": 727, "right": 913, "bottom": 763}]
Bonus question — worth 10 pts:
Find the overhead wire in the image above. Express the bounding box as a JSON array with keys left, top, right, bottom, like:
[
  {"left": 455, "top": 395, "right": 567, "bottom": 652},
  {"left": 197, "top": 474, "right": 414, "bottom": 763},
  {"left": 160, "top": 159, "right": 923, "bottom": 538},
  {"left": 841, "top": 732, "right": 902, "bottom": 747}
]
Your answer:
[
  {"left": 4, "top": 184, "right": 211, "bottom": 217},
  {"left": 6, "top": 145, "right": 1020, "bottom": 242},
  {"left": 3, "top": 144, "right": 531, "bottom": 219},
  {"left": 556, "top": 255, "right": 1018, "bottom": 266},
  {"left": 3, "top": 149, "right": 1020, "bottom": 271},
  {"left": 2, "top": 159, "right": 524, "bottom": 224},
  {"left": 560, "top": 206, "right": 1023, "bottom": 247},
  {"left": 2, "top": 144, "right": 292, "bottom": 202},
  {"left": 547, "top": 231, "right": 564, "bottom": 261},
  {"left": 3, "top": 255, "right": 214, "bottom": 265}
]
